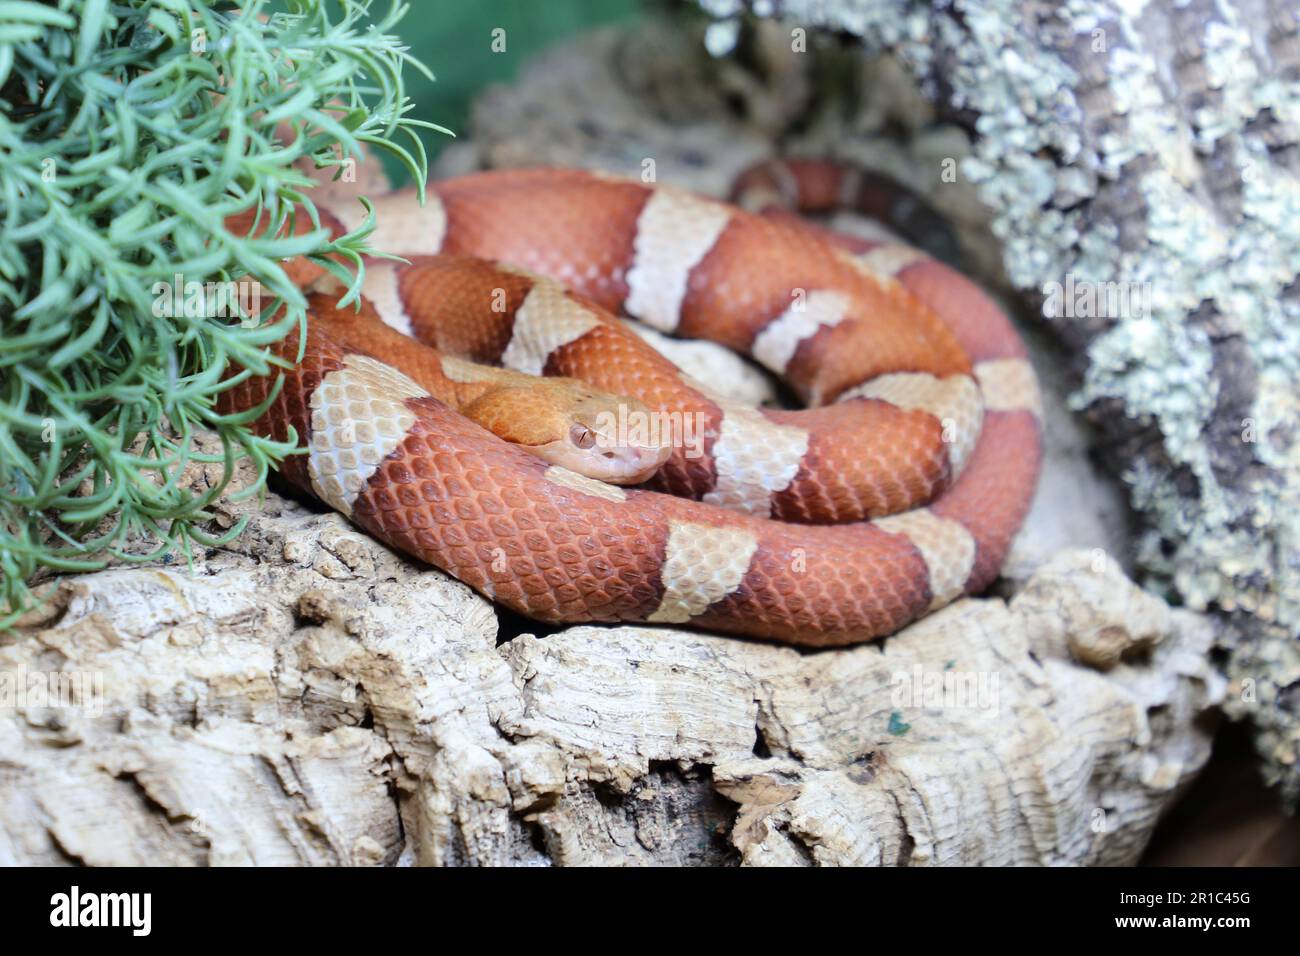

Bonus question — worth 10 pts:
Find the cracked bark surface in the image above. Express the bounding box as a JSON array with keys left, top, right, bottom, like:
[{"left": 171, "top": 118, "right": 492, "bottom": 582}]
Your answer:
[{"left": 0, "top": 485, "right": 1222, "bottom": 865}]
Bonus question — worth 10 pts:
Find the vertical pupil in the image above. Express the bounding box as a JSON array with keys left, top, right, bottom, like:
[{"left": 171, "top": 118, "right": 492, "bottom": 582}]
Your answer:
[{"left": 571, "top": 423, "right": 595, "bottom": 448}]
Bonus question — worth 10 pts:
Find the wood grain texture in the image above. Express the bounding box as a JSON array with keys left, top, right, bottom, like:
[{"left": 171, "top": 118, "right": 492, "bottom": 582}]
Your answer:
[{"left": 0, "top": 496, "right": 1222, "bottom": 865}]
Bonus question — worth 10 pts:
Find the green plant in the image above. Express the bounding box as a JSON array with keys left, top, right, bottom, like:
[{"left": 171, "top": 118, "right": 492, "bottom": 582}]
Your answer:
[{"left": 0, "top": 0, "right": 445, "bottom": 625}]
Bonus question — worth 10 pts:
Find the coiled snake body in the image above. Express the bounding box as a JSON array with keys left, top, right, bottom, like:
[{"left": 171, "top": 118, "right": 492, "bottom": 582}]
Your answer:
[{"left": 221, "top": 163, "right": 1042, "bottom": 647}]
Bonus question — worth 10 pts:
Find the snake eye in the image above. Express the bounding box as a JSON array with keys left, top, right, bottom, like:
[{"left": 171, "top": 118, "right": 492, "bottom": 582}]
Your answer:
[{"left": 569, "top": 422, "right": 596, "bottom": 449}]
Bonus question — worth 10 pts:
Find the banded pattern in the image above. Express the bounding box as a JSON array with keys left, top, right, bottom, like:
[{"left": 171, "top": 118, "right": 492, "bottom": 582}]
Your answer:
[
  {"left": 338, "top": 243, "right": 978, "bottom": 524},
  {"left": 220, "top": 165, "right": 1042, "bottom": 646}
]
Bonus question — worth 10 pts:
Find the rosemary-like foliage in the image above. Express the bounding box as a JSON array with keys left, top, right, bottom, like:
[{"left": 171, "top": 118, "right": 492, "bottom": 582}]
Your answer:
[{"left": 0, "top": 0, "right": 445, "bottom": 625}]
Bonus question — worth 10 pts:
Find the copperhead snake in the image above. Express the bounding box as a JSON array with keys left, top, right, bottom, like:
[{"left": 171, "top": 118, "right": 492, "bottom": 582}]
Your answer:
[{"left": 220, "top": 160, "right": 1043, "bottom": 647}]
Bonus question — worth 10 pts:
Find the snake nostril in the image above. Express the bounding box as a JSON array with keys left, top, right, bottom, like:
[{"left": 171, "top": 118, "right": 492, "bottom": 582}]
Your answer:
[{"left": 602, "top": 451, "right": 616, "bottom": 459}]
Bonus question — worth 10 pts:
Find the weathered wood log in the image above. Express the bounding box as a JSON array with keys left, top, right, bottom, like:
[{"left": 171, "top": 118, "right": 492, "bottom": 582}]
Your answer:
[{"left": 0, "top": 478, "right": 1221, "bottom": 865}]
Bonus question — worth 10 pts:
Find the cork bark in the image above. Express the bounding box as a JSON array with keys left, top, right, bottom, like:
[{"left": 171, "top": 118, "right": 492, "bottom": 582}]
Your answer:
[{"left": 1, "top": 478, "right": 1221, "bottom": 865}]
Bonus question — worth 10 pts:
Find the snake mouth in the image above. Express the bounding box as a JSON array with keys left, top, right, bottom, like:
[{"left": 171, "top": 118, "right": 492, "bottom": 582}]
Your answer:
[
  {"left": 533, "top": 435, "right": 673, "bottom": 485},
  {"left": 591, "top": 439, "right": 675, "bottom": 485}
]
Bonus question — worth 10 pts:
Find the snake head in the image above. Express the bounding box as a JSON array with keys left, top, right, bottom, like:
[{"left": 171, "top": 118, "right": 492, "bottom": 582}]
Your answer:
[
  {"left": 542, "top": 387, "right": 674, "bottom": 485},
  {"left": 462, "top": 381, "right": 674, "bottom": 485}
]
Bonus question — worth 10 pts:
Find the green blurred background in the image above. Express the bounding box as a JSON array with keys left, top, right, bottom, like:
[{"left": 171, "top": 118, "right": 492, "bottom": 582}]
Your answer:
[{"left": 290, "top": 0, "right": 646, "bottom": 179}]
